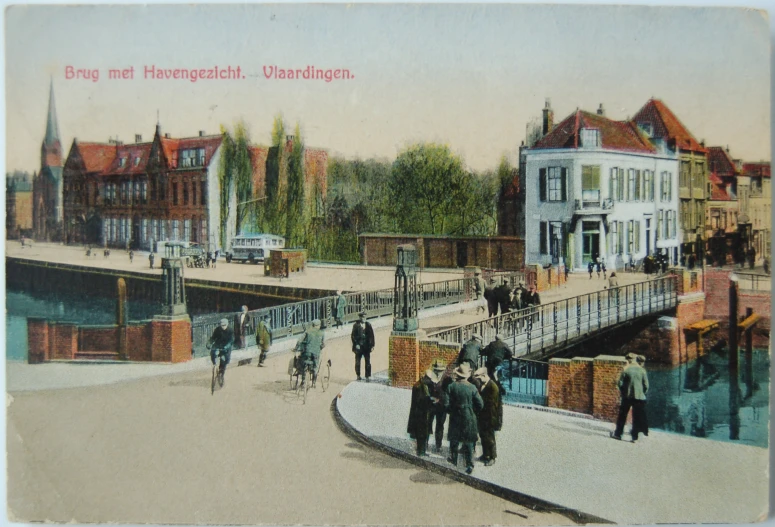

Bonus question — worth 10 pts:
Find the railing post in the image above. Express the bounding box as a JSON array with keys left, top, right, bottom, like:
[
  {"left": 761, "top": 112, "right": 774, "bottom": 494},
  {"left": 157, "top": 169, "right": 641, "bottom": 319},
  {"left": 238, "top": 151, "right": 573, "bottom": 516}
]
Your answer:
[
  {"left": 553, "top": 303, "right": 558, "bottom": 344},
  {"left": 633, "top": 283, "right": 637, "bottom": 317},
  {"left": 576, "top": 296, "right": 581, "bottom": 338},
  {"left": 597, "top": 292, "right": 601, "bottom": 330}
]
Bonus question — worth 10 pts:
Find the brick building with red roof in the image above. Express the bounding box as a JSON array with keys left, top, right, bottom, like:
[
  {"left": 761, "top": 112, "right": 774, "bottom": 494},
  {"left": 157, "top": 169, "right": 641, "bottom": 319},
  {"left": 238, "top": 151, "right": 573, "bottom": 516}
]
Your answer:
[{"left": 62, "top": 125, "right": 327, "bottom": 251}]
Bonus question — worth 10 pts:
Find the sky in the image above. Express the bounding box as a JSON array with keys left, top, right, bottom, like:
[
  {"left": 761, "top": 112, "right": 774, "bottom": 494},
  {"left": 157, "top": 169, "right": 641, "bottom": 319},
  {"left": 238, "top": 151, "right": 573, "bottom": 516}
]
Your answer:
[{"left": 4, "top": 3, "right": 771, "bottom": 173}]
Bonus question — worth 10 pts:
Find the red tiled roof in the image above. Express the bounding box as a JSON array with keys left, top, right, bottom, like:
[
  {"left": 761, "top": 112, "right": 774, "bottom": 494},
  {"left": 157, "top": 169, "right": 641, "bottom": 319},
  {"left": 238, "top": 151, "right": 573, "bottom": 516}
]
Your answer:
[
  {"left": 632, "top": 99, "right": 707, "bottom": 153},
  {"left": 707, "top": 146, "right": 738, "bottom": 179},
  {"left": 532, "top": 110, "right": 656, "bottom": 154},
  {"left": 743, "top": 162, "right": 770, "bottom": 178},
  {"left": 76, "top": 143, "right": 117, "bottom": 173},
  {"left": 107, "top": 143, "right": 153, "bottom": 175},
  {"left": 710, "top": 184, "right": 731, "bottom": 201},
  {"left": 708, "top": 173, "right": 724, "bottom": 185}
]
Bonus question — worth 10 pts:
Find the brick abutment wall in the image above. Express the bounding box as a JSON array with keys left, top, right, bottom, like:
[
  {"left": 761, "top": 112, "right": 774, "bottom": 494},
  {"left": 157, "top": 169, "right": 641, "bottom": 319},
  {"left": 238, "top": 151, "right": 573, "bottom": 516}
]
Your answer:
[
  {"left": 548, "top": 355, "right": 627, "bottom": 423},
  {"left": 27, "top": 317, "right": 190, "bottom": 364},
  {"left": 389, "top": 331, "right": 460, "bottom": 388}
]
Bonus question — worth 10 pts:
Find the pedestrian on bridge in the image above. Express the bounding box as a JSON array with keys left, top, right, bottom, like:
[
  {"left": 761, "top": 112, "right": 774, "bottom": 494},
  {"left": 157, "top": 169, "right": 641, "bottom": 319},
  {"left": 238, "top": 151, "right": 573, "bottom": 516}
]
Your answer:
[
  {"left": 334, "top": 290, "right": 347, "bottom": 328},
  {"left": 256, "top": 314, "right": 272, "bottom": 367},
  {"left": 588, "top": 261, "right": 594, "bottom": 279},
  {"left": 236, "top": 305, "right": 250, "bottom": 349},
  {"left": 484, "top": 279, "right": 498, "bottom": 317},
  {"left": 526, "top": 286, "right": 541, "bottom": 325},
  {"left": 407, "top": 368, "right": 439, "bottom": 457},
  {"left": 129, "top": 250, "right": 134, "bottom": 264},
  {"left": 351, "top": 312, "right": 375, "bottom": 381},
  {"left": 148, "top": 252, "right": 155, "bottom": 269},
  {"left": 496, "top": 279, "right": 511, "bottom": 315},
  {"left": 456, "top": 334, "right": 482, "bottom": 373},
  {"left": 611, "top": 353, "right": 649, "bottom": 443},
  {"left": 473, "top": 269, "right": 486, "bottom": 315},
  {"left": 474, "top": 367, "right": 502, "bottom": 467},
  {"left": 444, "top": 363, "right": 483, "bottom": 475}
]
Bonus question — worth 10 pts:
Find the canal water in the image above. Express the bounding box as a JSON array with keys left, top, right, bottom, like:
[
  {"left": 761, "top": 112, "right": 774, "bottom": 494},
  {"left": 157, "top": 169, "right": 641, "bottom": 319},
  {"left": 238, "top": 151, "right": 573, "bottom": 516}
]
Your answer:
[{"left": 6, "top": 289, "right": 161, "bottom": 362}]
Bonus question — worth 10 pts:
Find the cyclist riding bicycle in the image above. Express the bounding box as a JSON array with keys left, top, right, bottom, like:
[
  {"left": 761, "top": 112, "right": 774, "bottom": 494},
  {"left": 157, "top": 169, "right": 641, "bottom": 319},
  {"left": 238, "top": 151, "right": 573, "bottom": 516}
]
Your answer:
[
  {"left": 295, "top": 319, "right": 325, "bottom": 385},
  {"left": 207, "top": 318, "right": 234, "bottom": 387}
]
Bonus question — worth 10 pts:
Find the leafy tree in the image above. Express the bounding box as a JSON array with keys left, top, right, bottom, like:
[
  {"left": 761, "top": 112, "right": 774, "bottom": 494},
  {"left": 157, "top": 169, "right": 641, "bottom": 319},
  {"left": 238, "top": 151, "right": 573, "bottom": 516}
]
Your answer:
[
  {"left": 285, "top": 123, "right": 305, "bottom": 246},
  {"left": 264, "top": 115, "right": 287, "bottom": 235}
]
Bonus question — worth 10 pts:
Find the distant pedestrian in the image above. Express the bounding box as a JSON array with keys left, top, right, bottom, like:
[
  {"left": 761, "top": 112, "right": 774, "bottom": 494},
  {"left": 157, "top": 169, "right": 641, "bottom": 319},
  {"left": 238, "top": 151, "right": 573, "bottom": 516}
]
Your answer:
[
  {"left": 588, "top": 261, "right": 594, "bottom": 279},
  {"left": 608, "top": 271, "right": 619, "bottom": 288},
  {"left": 20, "top": 238, "right": 25, "bottom": 248},
  {"left": 495, "top": 279, "right": 511, "bottom": 315},
  {"left": 526, "top": 286, "right": 541, "bottom": 324},
  {"left": 128, "top": 250, "right": 134, "bottom": 264},
  {"left": 611, "top": 353, "right": 649, "bottom": 442},
  {"left": 444, "top": 363, "right": 483, "bottom": 475},
  {"left": 764, "top": 257, "right": 770, "bottom": 275},
  {"left": 473, "top": 269, "right": 486, "bottom": 315},
  {"left": 595, "top": 259, "right": 602, "bottom": 279},
  {"left": 255, "top": 314, "right": 272, "bottom": 366},
  {"left": 206, "top": 252, "right": 213, "bottom": 268},
  {"left": 747, "top": 247, "right": 756, "bottom": 270},
  {"left": 473, "top": 367, "right": 502, "bottom": 466},
  {"left": 334, "top": 290, "right": 347, "bottom": 328},
  {"left": 212, "top": 250, "right": 218, "bottom": 268},
  {"left": 351, "top": 311, "right": 375, "bottom": 381},
  {"left": 148, "top": 252, "right": 155, "bottom": 269},
  {"left": 484, "top": 279, "right": 498, "bottom": 317},
  {"left": 564, "top": 264, "right": 570, "bottom": 281},
  {"left": 456, "top": 333, "right": 482, "bottom": 372},
  {"left": 236, "top": 305, "right": 249, "bottom": 349},
  {"left": 86, "top": 248, "right": 92, "bottom": 258},
  {"left": 407, "top": 368, "right": 439, "bottom": 457},
  {"left": 688, "top": 253, "right": 696, "bottom": 270},
  {"left": 601, "top": 261, "right": 607, "bottom": 280}
]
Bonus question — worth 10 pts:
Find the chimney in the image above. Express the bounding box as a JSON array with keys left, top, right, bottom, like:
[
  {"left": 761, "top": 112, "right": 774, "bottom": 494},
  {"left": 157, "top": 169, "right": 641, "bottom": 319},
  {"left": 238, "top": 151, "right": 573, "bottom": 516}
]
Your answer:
[
  {"left": 726, "top": 145, "right": 730, "bottom": 153},
  {"left": 199, "top": 130, "right": 205, "bottom": 137},
  {"left": 165, "top": 133, "right": 171, "bottom": 139},
  {"left": 597, "top": 103, "right": 605, "bottom": 116},
  {"left": 700, "top": 139, "right": 705, "bottom": 148},
  {"left": 286, "top": 135, "right": 295, "bottom": 143},
  {"left": 542, "top": 99, "right": 554, "bottom": 136},
  {"left": 135, "top": 134, "right": 142, "bottom": 143}
]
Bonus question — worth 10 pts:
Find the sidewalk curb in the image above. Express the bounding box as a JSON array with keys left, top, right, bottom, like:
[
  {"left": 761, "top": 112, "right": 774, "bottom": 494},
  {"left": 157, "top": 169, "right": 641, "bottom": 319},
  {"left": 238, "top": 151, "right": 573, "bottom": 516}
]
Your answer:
[{"left": 330, "top": 394, "right": 613, "bottom": 525}]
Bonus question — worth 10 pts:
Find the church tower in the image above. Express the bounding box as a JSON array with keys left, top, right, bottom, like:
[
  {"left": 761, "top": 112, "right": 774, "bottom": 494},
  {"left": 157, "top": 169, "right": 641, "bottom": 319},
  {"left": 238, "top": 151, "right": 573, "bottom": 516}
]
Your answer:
[{"left": 33, "top": 79, "right": 64, "bottom": 240}]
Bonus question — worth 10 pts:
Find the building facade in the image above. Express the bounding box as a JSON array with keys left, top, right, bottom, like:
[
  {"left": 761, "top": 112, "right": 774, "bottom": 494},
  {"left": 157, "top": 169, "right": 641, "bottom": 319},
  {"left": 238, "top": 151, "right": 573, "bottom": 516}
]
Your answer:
[
  {"left": 32, "top": 81, "right": 64, "bottom": 241},
  {"left": 6, "top": 171, "right": 33, "bottom": 238},
  {"left": 632, "top": 99, "right": 708, "bottom": 259},
  {"left": 523, "top": 107, "right": 679, "bottom": 271},
  {"left": 743, "top": 162, "right": 771, "bottom": 262},
  {"left": 705, "top": 146, "right": 740, "bottom": 265},
  {"left": 62, "top": 126, "right": 327, "bottom": 252}
]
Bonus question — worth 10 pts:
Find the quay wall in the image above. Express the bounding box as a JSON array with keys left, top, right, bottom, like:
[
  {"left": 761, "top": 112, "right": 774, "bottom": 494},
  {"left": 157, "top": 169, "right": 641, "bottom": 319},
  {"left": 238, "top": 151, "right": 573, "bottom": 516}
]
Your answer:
[{"left": 6, "top": 257, "right": 331, "bottom": 314}]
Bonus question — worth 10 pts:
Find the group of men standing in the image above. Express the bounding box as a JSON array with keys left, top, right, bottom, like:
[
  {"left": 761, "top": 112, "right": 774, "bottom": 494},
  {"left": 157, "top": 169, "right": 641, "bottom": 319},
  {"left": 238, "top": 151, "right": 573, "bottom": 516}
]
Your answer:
[
  {"left": 480, "top": 273, "right": 540, "bottom": 319},
  {"left": 407, "top": 332, "right": 511, "bottom": 474}
]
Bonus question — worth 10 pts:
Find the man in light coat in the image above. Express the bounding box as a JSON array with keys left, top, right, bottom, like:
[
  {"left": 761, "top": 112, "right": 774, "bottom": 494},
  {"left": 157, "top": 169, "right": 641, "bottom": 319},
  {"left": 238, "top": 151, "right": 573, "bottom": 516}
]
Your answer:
[
  {"left": 611, "top": 353, "right": 649, "bottom": 442},
  {"left": 255, "top": 314, "right": 272, "bottom": 367}
]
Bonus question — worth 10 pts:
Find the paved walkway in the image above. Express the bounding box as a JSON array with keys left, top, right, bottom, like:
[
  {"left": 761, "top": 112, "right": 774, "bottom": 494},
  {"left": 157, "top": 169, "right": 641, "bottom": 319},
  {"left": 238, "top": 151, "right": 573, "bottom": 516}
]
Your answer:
[{"left": 335, "top": 381, "right": 769, "bottom": 525}]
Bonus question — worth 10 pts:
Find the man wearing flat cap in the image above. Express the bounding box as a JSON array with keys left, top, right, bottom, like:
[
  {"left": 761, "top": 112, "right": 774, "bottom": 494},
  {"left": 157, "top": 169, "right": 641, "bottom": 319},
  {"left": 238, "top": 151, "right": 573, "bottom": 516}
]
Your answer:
[
  {"left": 444, "top": 363, "right": 484, "bottom": 475},
  {"left": 612, "top": 352, "right": 649, "bottom": 442},
  {"left": 456, "top": 333, "right": 482, "bottom": 373},
  {"left": 482, "top": 334, "right": 513, "bottom": 386},
  {"left": 351, "top": 311, "right": 375, "bottom": 381},
  {"left": 407, "top": 368, "right": 440, "bottom": 457},
  {"left": 255, "top": 314, "right": 272, "bottom": 367},
  {"left": 296, "top": 319, "right": 325, "bottom": 385},
  {"left": 474, "top": 368, "right": 502, "bottom": 466}
]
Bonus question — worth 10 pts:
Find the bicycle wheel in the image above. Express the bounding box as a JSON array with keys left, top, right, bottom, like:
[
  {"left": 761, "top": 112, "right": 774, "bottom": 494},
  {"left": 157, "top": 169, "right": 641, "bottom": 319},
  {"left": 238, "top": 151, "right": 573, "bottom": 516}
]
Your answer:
[
  {"left": 321, "top": 360, "right": 331, "bottom": 392},
  {"left": 303, "top": 366, "right": 312, "bottom": 404},
  {"left": 211, "top": 365, "right": 217, "bottom": 395}
]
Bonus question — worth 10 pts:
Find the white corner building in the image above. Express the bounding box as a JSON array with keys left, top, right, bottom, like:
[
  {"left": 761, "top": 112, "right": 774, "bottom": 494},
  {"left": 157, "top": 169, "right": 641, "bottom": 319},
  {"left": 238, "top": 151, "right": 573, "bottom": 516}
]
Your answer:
[{"left": 521, "top": 104, "right": 680, "bottom": 271}]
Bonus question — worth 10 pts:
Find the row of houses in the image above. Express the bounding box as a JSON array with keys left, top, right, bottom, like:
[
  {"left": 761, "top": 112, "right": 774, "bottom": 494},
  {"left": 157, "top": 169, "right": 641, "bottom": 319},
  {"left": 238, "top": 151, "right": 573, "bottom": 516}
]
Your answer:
[
  {"left": 503, "top": 99, "right": 770, "bottom": 271},
  {"left": 25, "top": 82, "right": 328, "bottom": 252}
]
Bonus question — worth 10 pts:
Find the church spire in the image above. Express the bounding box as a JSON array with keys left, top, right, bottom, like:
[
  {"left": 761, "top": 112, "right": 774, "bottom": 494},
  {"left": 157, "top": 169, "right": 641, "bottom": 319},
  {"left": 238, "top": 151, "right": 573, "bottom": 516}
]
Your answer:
[{"left": 44, "top": 77, "right": 61, "bottom": 146}]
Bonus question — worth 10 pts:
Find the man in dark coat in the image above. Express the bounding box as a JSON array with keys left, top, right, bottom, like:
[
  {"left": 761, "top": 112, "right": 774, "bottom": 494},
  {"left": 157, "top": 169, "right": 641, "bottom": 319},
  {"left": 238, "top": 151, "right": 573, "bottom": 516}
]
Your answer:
[
  {"left": 481, "top": 334, "right": 513, "bottom": 387},
  {"left": 484, "top": 279, "right": 498, "bottom": 317},
  {"left": 407, "top": 368, "right": 439, "bottom": 457},
  {"left": 526, "top": 286, "right": 541, "bottom": 324},
  {"left": 495, "top": 279, "right": 511, "bottom": 315},
  {"left": 427, "top": 362, "right": 451, "bottom": 453},
  {"left": 456, "top": 334, "right": 482, "bottom": 371},
  {"left": 473, "top": 368, "right": 502, "bottom": 466},
  {"left": 444, "top": 363, "right": 484, "bottom": 474},
  {"left": 208, "top": 318, "right": 235, "bottom": 387},
  {"left": 255, "top": 314, "right": 272, "bottom": 367},
  {"left": 351, "top": 312, "right": 375, "bottom": 381},
  {"left": 611, "top": 353, "right": 649, "bottom": 442}
]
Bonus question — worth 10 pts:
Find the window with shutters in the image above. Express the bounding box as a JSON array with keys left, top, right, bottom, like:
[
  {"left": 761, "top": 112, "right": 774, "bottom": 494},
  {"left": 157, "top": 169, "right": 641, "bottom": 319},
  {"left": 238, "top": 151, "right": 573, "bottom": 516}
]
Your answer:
[
  {"left": 627, "top": 169, "right": 639, "bottom": 201},
  {"left": 610, "top": 222, "right": 619, "bottom": 254},
  {"left": 610, "top": 167, "right": 619, "bottom": 201},
  {"left": 542, "top": 167, "right": 566, "bottom": 202},
  {"left": 680, "top": 160, "right": 690, "bottom": 189},
  {"left": 618, "top": 221, "right": 624, "bottom": 255},
  {"left": 634, "top": 221, "right": 640, "bottom": 252},
  {"left": 549, "top": 221, "right": 564, "bottom": 258},
  {"left": 643, "top": 170, "right": 654, "bottom": 201},
  {"left": 581, "top": 165, "right": 600, "bottom": 206},
  {"left": 539, "top": 221, "right": 547, "bottom": 254},
  {"left": 660, "top": 172, "right": 672, "bottom": 202},
  {"left": 627, "top": 221, "right": 634, "bottom": 254},
  {"left": 617, "top": 169, "right": 625, "bottom": 201}
]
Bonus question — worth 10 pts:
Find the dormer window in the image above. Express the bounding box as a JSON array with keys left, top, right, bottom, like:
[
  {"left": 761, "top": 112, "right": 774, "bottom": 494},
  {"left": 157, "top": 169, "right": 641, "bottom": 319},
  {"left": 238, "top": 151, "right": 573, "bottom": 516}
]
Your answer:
[
  {"left": 134, "top": 156, "right": 141, "bottom": 167},
  {"left": 640, "top": 122, "right": 654, "bottom": 138},
  {"left": 580, "top": 128, "right": 600, "bottom": 148},
  {"left": 179, "top": 148, "right": 207, "bottom": 168},
  {"left": 118, "top": 157, "right": 127, "bottom": 168}
]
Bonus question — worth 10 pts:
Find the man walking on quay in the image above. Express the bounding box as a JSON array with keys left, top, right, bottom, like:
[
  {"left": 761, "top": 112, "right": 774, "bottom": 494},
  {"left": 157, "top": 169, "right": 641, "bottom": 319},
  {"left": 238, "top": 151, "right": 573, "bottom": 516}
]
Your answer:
[
  {"left": 473, "top": 269, "right": 486, "bottom": 315},
  {"left": 482, "top": 334, "right": 513, "bottom": 387},
  {"left": 611, "top": 353, "right": 649, "bottom": 442},
  {"left": 444, "top": 363, "right": 484, "bottom": 475},
  {"left": 351, "top": 311, "right": 375, "bottom": 381},
  {"left": 484, "top": 279, "right": 498, "bottom": 317},
  {"left": 428, "top": 361, "right": 451, "bottom": 453},
  {"left": 407, "top": 368, "right": 439, "bottom": 457},
  {"left": 148, "top": 252, "right": 155, "bottom": 269},
  {"left": 473, "top": 368, "right": 502, "bottom": 466},
  {"left": 334, "top": 290, "right": 347, "bottom": 328},
  {"left": 207, "top": 318, "right": 234, "bottom": 388},
  {"left": 255, "top": 314, "right": 272, "bottom": 367}
]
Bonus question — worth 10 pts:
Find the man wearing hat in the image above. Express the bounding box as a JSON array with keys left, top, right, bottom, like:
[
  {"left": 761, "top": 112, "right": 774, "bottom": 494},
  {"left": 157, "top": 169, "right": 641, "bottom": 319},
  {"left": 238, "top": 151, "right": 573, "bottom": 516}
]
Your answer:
[
  {"left": 484, "top": 279, "right": 498, "bottom": 317},
  {"left": 444, "top": 362, "right": 484, "bottom": 474},
  {"left": 207, "top": 318, "right": 235, "bottom": 387},
  {"left": 407, "top": 368, "right": 439, "bottom": 457},
  {"left": 255, "top": 314, "right": 272, "bottom": 367},
  {"left": 296, "top": 319, "right": 325, "bottom": 385},
  {"left": 456, "top": 334, "right": 482, "bottom": 373},
  {"left": 495, "top": 279, "right": 511, "bottom": 316},
  {"left": 473, "top": 269, "right": 486, "bottom": 315},
  {"left": 333, "top": 290, "right": 347, "bottom": 328},
  {"left": 481, "top": 334, "right": 513, "bottom": 383},
  {"left": 427, "top": 361, "right": 451, "bottom": 453},
  {"left": 473, "top": 368, "right": 502, "bottom": 466},
  {"left": 612, "top": 353, "right": 649, "bottom": 442},
  {"left": 351, "top": 311, "right": 375, "bottom": 381}
]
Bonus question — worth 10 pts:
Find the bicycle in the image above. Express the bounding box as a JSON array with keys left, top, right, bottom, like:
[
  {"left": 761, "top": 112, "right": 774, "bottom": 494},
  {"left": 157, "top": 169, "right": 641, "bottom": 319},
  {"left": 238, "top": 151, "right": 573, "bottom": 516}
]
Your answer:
[{"left": 288, "top": 349, "right": 332, "bottom": 404}]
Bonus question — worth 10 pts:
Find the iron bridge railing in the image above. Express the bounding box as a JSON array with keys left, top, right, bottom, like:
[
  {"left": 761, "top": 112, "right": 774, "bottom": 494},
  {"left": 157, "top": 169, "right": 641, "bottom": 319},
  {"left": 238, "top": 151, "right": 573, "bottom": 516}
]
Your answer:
[{"left": 191, "top": 272, "right": 524, "bottom": 357}]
